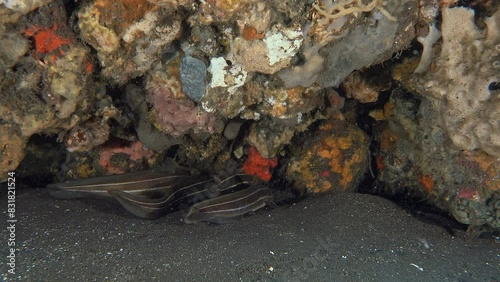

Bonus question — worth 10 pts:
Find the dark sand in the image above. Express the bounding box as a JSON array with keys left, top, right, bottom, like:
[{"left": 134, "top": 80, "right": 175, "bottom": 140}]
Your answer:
[{"left": 1, "top": 188, "right": 499, "bottom": 281}]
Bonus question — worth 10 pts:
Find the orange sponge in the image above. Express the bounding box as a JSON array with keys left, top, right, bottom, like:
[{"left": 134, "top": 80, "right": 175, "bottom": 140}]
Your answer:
[{"left": 242, "top": 147, "right": 278, "bottom": 181}]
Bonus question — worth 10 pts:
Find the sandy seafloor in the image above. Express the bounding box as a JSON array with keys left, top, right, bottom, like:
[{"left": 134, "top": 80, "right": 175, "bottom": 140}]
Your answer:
[{"left": 1, "top": 188, "right": 499, "bottom": 281}]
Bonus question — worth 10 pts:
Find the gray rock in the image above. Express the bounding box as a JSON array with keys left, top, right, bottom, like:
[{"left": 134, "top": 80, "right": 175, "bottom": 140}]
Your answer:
[{"left": 180, "top": 56, "right": 207, "bottom": 102}]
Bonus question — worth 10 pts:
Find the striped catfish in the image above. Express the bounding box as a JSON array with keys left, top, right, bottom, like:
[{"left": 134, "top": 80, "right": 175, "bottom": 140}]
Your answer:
[
  {"left": 110, "top": 173, "right": 254, "bottom": 219},
  {"left": 48, "top": 170, "right": 274, "bottom": 222},
  {"left": 47, "top": 170, "right": 193, "bottom": 200},
  {"left": 184, "top": 185, "right": 274, "bottom": 224}
]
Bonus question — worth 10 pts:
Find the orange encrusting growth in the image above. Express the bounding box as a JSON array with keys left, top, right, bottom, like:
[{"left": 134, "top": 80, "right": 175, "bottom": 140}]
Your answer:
[
  {"left": 241, "top": 24, "right": 264, "bottom": 41},
  {"left": 26, "top": 25, "right": 71, "bottom": 54},
  {"left": 375, "top": 155, "right": 385, "bottom": 171},
  {"left": 316, "top": 133, "right": 363, "bottom": 190},
  {"left": 419, "top": 174, "right": 433, "bottom": 192},
  {"left": 242, "top": 146, "right": 278, "bottom": 181},
  {"left": 85, "top": 60, "right": 93, "bottom": 73},
  {"left": 286, "top": 120, "right": 369, "bottom": 193}
]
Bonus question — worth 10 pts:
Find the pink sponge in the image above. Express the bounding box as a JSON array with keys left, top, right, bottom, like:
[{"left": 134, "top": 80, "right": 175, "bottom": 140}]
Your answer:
[{"left": 146, "top": 79, "right": 219, "bottom": 137}]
